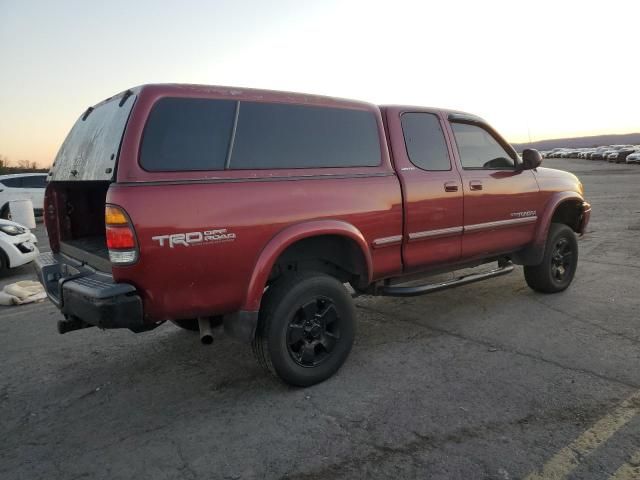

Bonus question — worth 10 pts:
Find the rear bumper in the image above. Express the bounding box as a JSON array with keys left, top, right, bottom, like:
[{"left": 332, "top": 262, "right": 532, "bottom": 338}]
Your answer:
[{"left": 34, "top": 252, "right": 147, "bottom": 332}]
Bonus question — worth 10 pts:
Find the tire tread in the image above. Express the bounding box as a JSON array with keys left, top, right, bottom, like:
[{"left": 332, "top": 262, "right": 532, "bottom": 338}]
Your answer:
[
  {"left": 524, "top": 223, "right": 578, "bottom": 293},
  {"left": 251, "top": 271, "right": 354, "bottom": 385}
]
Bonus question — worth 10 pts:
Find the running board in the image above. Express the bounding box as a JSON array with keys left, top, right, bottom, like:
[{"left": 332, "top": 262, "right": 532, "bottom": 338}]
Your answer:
[{"left": 381, "top": 262, "right": 514, "bottom": 297}]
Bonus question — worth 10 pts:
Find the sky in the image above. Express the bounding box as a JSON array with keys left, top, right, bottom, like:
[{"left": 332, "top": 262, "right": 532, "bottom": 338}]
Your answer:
[{"left": 1, "top": 0, "right": 639, "bottom": 167}]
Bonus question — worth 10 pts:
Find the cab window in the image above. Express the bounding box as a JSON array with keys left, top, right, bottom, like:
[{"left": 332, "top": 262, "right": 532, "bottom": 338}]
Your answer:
[
  {"left": 401, "top": 113, "right": 451, "bottom": 171},
  {"left": 451, "top": 123, "right": 516, "bottom": 169}
]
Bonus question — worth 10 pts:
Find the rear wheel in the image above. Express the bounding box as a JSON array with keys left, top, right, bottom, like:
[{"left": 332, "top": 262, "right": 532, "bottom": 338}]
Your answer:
[
  {"left": 252, "top": 271, "right": 356, "bottom": 387},
  {"left": 524, "top": 223, "right": 578, "bottom": 293}
]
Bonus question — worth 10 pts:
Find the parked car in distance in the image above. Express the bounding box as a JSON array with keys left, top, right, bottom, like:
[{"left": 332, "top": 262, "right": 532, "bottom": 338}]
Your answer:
[
  {"left": 615, "top": 148, "right": 637, "bottom": 164},
  {"left": 607, "top": 152, "right": 619, "bottom": 162},
  {"left": 36, "top": 84, "right": 591, "bottom": 386},
  {"left": 0, "top": 218, "right": 39, "bottom": 273},
  {"left": 626, "top": 152, "right": 640, "bottom": 164},
  {"left": 0, "top": 173, "right": 48, "bottom": 219}
]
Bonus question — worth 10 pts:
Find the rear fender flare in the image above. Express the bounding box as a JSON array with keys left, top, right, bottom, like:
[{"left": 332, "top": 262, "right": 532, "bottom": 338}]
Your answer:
[{"left": 242, "top": 220, "right": 373, "bottom": 312}]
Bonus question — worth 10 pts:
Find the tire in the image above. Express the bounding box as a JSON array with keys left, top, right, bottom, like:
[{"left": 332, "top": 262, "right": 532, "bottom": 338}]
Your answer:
[
  {"left": 171, "top": 316, "right": 222, "bottom": 332},
  {"left": 524, "top": 223, "right": 578, "bottom": 293},
  {"left": 252, "top": 271, "right": 356, "bottom": 387}
]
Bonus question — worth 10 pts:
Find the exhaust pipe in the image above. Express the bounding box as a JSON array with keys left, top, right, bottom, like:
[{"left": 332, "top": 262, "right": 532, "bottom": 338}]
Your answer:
[{"left": 198, "top": 317, "right": 214, "bottom": 345}]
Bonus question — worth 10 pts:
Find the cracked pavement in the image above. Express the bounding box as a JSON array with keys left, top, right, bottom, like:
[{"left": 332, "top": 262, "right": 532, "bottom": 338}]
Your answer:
[{"left": 1, "top": 158, "right": 639, "bottom": 479}]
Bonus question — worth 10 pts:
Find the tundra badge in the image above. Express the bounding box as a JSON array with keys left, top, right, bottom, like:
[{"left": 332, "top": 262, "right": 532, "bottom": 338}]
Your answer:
[{"left": 510, "top": 211, "right": 537, "bottom": 218}]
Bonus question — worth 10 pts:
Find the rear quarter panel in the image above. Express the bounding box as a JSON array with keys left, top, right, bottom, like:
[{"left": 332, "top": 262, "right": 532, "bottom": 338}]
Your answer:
[{"left": 108, "top": 177, "right": 402, "bottom": 321}]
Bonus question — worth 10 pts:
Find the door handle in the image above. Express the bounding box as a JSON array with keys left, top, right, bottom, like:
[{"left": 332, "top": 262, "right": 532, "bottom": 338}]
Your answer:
[
  {"left": 444, "top": 182, "right": 459, "bottom": 192},
  {"left": 469, "top": 180, "right": 483, "bottom": 191}
]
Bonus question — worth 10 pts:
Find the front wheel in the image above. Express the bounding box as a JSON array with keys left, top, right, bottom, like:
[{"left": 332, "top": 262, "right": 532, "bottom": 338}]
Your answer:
[
  {"left": 252, "top": 271, "right": 356, "bottom": 387},
  {"left": 524, "top": 223, "right": 578, "bottom": 293}
]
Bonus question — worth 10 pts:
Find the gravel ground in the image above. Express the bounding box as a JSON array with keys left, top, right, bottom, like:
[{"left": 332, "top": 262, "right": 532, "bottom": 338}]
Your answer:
[{"left": 1, "top": 158, "right": 639, "bottom": 480}]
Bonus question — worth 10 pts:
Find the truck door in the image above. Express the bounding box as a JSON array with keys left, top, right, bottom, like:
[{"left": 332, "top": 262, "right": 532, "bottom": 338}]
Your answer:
[
  {"left": 385, "top": 108, "right": 463, "bottom": 271},
  {"left": 445, "top": 118, "right": 540, "bottom": 259}
]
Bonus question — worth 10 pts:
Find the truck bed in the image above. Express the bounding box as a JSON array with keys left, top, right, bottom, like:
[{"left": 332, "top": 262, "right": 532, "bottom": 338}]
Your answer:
[{"left": 60, "top": 236, "right": 110, "bottom": 272}]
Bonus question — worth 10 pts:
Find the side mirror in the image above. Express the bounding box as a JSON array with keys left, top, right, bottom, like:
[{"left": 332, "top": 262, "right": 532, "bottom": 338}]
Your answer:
[{"left": 521, "top": 149, "right": 543, "bottom": 170}]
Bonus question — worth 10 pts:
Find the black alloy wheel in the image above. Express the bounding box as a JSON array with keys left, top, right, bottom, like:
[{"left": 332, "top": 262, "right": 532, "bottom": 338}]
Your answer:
[
  {"left": 550, "top": 237, "right": 574, "bottom": 283},
  {"left": 286, "top": 297, "right": 341, "bottom": 368}
]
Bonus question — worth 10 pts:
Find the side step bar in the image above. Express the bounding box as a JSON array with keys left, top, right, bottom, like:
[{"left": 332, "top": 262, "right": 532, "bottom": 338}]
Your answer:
[{"left": 381, "top": 262, "right": 514, "bottom": 297}]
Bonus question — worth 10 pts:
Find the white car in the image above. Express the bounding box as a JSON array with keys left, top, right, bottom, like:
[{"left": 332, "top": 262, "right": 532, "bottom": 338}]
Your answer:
[
  {"left": 626, "top": 152, "right": 640, "bottom": 164},
  {"left": 0, "top": 173, "right": 48, "bottom": 219},
  {"left": 0, "top": 219, "right": 39, "bottom": 272}
]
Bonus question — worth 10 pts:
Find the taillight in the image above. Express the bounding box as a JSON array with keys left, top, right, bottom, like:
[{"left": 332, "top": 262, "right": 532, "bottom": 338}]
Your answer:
[
  {"left": 106, "top": 226, "right": 135, "bottom": 249},
  {"left": 105, "top": 205, "right": 138, "bottom": 265}
]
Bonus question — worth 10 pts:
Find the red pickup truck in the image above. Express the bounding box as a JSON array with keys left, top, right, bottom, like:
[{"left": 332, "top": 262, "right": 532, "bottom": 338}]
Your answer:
[{"left": 36, "top": 84, "right": 590, "bottom": 386}]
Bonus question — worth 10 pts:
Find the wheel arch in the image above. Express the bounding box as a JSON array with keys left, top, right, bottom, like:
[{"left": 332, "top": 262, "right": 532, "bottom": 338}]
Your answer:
[
  {"left": 513, "top": 192, "right": 585, "bottom": 266},
  {"left": 241, "top": 220, "right": 373, "bottom": 312},
  {"left": 542, "top": 192, "right": 585, "bottom": 233}
]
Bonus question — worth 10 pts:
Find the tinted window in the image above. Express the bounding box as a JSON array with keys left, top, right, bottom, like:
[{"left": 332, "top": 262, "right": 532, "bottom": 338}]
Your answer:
[
  {"left": 21, "top": 175, "right": 47, "bottom": 188},
  {"left": 451, "top": 123, "right": 516, "bottom": 169},
  {"left": 229, "top": 102, "right": 380, "bottom": 169},
  {"left": 1, "top": 178, "right": 22, "bottom": 187},
  {"left": 140, "top": 98, "right": 236, "bottom": 171},
  {"left": 401, "top": 113, "right": 450, "bottom": 171}
]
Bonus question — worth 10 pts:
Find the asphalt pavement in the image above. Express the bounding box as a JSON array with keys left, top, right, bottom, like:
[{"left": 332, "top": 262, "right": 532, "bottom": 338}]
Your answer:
[{"left": 1, "top": 158, "right": 639, "bottom": 479}]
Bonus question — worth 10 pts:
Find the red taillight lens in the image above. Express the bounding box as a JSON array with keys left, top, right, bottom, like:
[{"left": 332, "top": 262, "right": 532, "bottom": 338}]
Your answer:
[
  {"left": 105, "top": 204, "right": 138, "bottom": 264},
  {"left": 106, "top": 226, "right": 136, "bottom": 249}
]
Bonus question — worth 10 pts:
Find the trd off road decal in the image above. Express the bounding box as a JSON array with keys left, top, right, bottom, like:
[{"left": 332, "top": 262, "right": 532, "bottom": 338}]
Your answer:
[{"left": 152, "top": 229, "right": 236, "bottom": 248}]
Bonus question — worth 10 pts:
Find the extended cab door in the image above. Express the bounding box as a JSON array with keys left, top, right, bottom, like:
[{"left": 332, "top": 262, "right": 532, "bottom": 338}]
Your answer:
[
  {"left": 384, "top": 107, "right": 463, "bottom": 270},
  {"left": 445, "top": 116, "right": 540, "bottom": 259}
]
